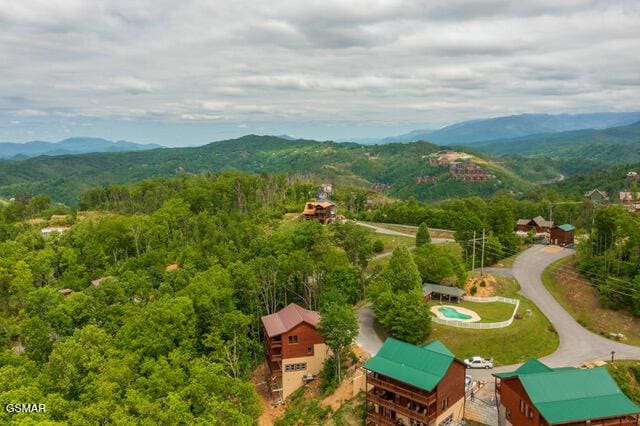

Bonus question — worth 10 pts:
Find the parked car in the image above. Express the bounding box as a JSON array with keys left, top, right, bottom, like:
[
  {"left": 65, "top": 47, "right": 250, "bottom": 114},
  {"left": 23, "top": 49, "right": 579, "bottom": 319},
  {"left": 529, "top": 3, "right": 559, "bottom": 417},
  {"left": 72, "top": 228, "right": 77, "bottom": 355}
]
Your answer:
[{"left": 464, "top": 356, "right": 493, "bottom": 369}]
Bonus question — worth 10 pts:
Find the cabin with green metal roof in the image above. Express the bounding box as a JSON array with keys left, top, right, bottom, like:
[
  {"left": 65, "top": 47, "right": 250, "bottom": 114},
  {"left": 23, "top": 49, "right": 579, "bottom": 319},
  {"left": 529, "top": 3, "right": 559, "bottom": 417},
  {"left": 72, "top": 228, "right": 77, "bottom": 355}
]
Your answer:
[
  {"left": 363, "top": 337, "right": 466, "bottom": 425},
  {"left": 550, "top": 223, "right": 575, "bottom": 246},
  {"left": 494, "top": 359, "right": 639, "bottom": 425}
]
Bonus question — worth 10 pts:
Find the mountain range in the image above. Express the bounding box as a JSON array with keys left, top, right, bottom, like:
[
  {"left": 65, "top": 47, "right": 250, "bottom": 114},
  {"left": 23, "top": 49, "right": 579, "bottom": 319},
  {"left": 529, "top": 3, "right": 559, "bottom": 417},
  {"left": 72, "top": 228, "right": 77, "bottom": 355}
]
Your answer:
[
  {"left": 381, "top": 112, "right": 640, "bottom": 145},
  {"left": 0, "top": 137, "right": 162, "bottom": 159}
]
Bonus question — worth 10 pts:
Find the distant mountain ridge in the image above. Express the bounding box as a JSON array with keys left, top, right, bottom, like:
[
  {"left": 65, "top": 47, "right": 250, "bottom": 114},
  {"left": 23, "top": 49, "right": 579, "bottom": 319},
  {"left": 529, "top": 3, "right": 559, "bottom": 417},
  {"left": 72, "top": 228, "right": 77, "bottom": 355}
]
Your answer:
[
  {"left": 0, "top": 134, "right": 534, "bottom": 204},
  {"left": 383, "top": 112, "right": 640, "bottom": 145},
  {"left": 0, "top": 137, "right": 163, "bottom": 159}
]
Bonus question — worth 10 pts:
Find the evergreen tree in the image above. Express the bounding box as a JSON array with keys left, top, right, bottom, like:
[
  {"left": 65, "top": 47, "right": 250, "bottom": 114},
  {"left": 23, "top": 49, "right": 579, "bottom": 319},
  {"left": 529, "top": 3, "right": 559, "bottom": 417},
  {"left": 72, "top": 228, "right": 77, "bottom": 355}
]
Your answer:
[{"left": 416, "top": 222, "right": 431, "bottom": 246}]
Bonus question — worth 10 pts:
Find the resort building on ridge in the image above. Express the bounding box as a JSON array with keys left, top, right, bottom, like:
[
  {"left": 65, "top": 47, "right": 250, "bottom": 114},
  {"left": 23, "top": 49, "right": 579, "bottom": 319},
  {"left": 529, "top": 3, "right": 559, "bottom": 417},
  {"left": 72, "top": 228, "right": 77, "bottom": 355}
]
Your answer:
[
  {"left": 261, "top": 303, "right": 329, "bottom": 402},
  {"left": 494, "top": 359, "right": 640, "bottom": 426},
  {"left": 300, "top": 200, "right": 337, "bottom": 224},
  {"left": 364, "top": 337, "right": 466, "bottom": 425}
]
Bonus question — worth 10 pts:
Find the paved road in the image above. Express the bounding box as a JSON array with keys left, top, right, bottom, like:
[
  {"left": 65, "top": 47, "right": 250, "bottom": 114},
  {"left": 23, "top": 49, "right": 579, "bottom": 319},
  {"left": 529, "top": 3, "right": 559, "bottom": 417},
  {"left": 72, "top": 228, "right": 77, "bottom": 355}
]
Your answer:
[
  {"left": 357, "top": 244, "right": 640, "bottom": 382},
  {"left": 355, "top": 221, "right": 454, "bottom": 248}
]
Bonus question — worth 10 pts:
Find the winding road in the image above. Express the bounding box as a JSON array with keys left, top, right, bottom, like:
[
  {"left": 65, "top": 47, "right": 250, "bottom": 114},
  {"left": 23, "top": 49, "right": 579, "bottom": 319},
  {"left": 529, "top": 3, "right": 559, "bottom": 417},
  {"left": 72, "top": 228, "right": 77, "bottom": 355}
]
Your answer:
[{"left": 357, "top": 243, "right": 640, "bottom": 380}]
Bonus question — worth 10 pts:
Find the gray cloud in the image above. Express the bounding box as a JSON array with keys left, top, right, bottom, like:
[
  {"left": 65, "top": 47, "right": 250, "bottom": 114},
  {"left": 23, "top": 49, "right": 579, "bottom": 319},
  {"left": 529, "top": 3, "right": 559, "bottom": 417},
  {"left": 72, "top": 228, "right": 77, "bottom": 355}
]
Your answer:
[{"left": 0, "top": 0, "right": 638, "bottom": 143}]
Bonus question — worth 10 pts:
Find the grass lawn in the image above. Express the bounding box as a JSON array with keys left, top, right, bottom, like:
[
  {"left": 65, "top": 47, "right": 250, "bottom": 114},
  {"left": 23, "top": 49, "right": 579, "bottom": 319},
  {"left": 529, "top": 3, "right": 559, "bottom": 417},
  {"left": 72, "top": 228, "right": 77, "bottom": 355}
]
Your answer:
[
  {"left": 371, "top": 232, "right": 416, "bottom": 253},
  {"left": 542, "top": 256, "right": 640, "bottom": 346},
  {"left": 363, "top": 221, "right": 455, "bottom": 239},
  {"left": 427, "top": 299, "right": 516, "bottom": 323},
  {"left": 606, "top": 360, "right": 640, "bottom": 405},
  {"left": 428, "top": 276, "right": 559, "bottom": 366}
]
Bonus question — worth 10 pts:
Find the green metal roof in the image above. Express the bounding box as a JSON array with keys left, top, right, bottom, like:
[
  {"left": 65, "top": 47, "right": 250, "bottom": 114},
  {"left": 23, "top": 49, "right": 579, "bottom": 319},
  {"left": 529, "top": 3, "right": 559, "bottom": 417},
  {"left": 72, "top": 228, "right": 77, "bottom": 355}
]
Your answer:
[
  {"left": 364, "top": 338, "right": 455, "bottom": 392},
  {"left": 494, "top": 360, "right": 640, "bottom": 424},
  {"left": 422, "top": 283, "right": 465, "bottom": 297},
  {"left": 557, "top": 224, "right": 575, "bottom": 231}
]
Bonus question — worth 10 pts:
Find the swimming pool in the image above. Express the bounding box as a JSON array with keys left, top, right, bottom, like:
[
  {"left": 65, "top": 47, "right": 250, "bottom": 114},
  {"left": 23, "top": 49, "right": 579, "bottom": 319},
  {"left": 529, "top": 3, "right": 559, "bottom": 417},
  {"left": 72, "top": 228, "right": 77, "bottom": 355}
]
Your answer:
[{"left": 438, "top": 306, "right": 473, "bottom": 320}]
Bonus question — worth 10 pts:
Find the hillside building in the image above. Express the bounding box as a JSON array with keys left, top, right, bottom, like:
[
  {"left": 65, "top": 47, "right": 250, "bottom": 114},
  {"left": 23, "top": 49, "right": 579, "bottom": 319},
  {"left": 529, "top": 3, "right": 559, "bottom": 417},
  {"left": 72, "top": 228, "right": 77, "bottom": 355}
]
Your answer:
[
  {"left": 620, "top": 192, "right": 640, "bottom": 212},
  {"left": 300, "top": 200, "right": 337, "bottom": 224},
  {"left": 515, "top": 216, "right": 554, "bottom": 235},
  {"left": 494, "top": 359, "right": 639, "bottom": 426},
  {"left": 549, "top": 224, "right": 575, "bottom": 246},
  {"left": 364, "top": 338, "right": 466, "bottom": 425},
  {"left": 584, "top": 189, "right": 609, "bottom": 203},
  {"left": 449, "top": 162, "right": 493, "bottom": 181},
  {"left": 261, "top": 303, "right": 329, "bottom": 402}
]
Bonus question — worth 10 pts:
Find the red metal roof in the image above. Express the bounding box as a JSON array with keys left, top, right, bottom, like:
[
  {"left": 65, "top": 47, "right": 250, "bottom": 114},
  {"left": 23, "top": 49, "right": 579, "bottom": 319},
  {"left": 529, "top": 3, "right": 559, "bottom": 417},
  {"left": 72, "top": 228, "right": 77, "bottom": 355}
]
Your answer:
[{"left": 261, "top": 303, "right": 320, "bottom": 337}]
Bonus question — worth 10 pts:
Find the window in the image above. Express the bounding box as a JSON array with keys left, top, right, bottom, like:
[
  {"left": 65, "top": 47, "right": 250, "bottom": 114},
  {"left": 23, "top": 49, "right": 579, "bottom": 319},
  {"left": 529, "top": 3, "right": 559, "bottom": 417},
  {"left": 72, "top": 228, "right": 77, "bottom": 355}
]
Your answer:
[
  {"left": 506, "top": 408, "right": 511, "bottom": 418},
  {"left": 288, "top": 335, "right": 298, "bottom": 344},
  {"left": 307, "top": 345, "right": 313, "bottom": 355},
  {"left": 520, "top": 400, "right": 525, "bottom": 413},
  {"left": 284, "top": 363, "right": 307, "bottom": 372},
  {"left": 441, "top": 397, "right": 448, "bottom": 411}
]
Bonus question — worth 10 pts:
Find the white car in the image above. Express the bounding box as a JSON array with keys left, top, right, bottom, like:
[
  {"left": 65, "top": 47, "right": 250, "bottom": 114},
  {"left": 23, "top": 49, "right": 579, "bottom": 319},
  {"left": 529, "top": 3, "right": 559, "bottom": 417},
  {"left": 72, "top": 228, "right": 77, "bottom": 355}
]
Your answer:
[{"left": 464, "top": 356, "right": 494, "bottom": 369}]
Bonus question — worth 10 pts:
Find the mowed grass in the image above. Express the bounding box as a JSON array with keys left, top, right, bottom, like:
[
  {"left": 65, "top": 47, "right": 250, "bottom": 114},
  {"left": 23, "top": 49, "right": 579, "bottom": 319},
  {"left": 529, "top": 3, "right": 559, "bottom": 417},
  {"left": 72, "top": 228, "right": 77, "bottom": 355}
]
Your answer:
[
  {"left": 372, "top": 232, "right": 416, "bottom": 253},
  {"left": 429, "top": 276, "right": 559, "bottom": 366},
  {"left": 542, "top": 256, "right": 640, "bottom": 346},
  {"left": 362, "top": 221, "right": 455, "bottom": 239},
  {"left": 427, "top": 299, "right": 516, "bottom": 323}
]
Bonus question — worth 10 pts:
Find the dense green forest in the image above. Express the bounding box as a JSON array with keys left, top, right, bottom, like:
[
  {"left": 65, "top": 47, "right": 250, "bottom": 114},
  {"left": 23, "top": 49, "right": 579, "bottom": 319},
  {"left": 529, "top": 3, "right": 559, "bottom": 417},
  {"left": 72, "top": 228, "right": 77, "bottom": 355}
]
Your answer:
[
  {"left": 0, "top": 135, "right": 540, "bottom": 205},
  {"left": 0, "top": 173, "right": 384, "bottom": 424}
]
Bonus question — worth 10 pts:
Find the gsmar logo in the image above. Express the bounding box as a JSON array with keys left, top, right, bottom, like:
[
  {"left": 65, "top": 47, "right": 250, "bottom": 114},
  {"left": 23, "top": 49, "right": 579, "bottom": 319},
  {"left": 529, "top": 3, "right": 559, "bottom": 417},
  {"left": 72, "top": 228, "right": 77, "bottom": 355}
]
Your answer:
[{"left": 5, "top": 404, "right": 46, "bottom": 413}]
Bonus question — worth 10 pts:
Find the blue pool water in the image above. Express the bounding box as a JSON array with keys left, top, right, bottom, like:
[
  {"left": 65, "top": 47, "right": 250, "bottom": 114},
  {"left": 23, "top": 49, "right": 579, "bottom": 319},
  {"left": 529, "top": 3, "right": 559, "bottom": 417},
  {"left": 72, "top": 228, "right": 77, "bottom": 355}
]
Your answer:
[{"left": 439, "top": 306, "right": 472, "bottom": 320}]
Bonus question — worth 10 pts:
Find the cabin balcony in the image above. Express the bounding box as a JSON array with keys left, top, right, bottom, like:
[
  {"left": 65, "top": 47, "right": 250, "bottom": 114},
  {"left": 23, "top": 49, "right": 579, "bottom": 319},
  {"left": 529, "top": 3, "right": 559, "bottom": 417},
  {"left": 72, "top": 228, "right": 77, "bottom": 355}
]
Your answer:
[
  {"left": 366, "top": 371, "right": 437, "bottom": 407},
  {"left": 366, "top": 410, "right": 397, "bottom": 426},
  {"left": 367, "top": 389, "right": 436, "bottom": 424}
]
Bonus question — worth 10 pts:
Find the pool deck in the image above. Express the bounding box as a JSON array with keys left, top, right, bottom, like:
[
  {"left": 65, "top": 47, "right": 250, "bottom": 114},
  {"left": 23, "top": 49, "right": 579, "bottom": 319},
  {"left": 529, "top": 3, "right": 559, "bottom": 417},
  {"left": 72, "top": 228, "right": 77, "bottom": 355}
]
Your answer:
[{"left": 430, "top": 305, "right": 481, "bottom": 322}]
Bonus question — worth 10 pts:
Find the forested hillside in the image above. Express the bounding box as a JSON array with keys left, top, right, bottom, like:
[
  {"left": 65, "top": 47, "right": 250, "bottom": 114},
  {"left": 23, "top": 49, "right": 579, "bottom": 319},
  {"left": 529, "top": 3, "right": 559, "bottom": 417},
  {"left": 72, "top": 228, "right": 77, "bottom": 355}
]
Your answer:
[
  {"left": 471, "top": 121, "right": 640, "bottom": 175},
  {"left": 0, "top": 135, "right": 535, "bottom": 204},
  {"left": 0, "top": 173, "right": 386, "bottom": 424}
]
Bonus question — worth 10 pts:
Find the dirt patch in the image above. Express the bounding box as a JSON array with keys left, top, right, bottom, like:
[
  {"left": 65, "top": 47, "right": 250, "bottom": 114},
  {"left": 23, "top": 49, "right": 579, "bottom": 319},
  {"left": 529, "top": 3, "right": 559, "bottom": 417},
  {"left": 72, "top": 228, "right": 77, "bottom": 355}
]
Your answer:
[
  {"left": 542, "top": 246, "right": 562, "bottom": 253},
  {"left": 550, "top": 261, "right": 640, "bottom": 346},
  {"left": 465, "top": 274, "right": 499, "bottom": 297},
  {"left": 252, "top": 364, "right": 286, "bottom": 426}
]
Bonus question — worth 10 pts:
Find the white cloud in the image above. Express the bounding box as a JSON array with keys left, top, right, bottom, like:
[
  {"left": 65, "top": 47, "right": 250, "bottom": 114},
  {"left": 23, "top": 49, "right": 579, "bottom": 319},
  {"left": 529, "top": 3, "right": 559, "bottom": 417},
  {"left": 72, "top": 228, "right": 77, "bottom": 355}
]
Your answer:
[{"left": 0, "top": 0, "right": 637, "bottom": 139}]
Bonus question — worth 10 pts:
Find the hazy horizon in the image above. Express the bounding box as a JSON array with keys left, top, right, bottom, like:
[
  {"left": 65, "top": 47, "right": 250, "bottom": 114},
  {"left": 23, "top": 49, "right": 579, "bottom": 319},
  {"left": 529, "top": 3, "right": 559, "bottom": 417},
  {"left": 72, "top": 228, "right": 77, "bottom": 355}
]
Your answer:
[{"left": 1, "top": 1, "right": 639, "bottom": 146}]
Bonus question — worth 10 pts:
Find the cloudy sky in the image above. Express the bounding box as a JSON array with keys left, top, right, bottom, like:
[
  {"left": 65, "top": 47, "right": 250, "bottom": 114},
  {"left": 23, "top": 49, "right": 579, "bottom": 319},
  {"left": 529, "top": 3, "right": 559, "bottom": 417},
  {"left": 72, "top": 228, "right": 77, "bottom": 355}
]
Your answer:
[{"left": 1, "top": 0, "right": 639, "bottom": 145}]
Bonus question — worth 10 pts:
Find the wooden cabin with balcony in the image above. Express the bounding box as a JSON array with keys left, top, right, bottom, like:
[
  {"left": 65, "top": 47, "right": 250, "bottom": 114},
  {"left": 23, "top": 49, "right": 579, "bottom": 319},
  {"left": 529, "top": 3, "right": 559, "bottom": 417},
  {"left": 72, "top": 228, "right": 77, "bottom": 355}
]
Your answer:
[
  {"left": 494, "top": 359, "right": 640, "bottom": 426},
  {"left": 363, "top": 338, "right": 466, "bottom": 426},
  {"left": 261, "top": 303, "right": 328, "bottom": 402},
  {"left": 300, "top": 200, "right": 337, "bottom": 224}
]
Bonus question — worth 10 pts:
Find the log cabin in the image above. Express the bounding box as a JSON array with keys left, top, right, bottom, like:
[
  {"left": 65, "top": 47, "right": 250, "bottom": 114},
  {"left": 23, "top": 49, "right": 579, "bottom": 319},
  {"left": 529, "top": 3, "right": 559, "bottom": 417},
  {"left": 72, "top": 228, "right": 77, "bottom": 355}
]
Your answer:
[
  {"left": 300, "top": 200, "right": 337, "bottom": 224},
  {"left": 494, "top": 359, "right": 640, "bottom": 426},
  {"left": 549, "top": 224, "right": 575, "bottom": 246},
  {"left": 261, "top": 303, "right": 329, "bottom": 402},
  {"left": 364, "top": 338, "right": 466, "bottom": 425}
]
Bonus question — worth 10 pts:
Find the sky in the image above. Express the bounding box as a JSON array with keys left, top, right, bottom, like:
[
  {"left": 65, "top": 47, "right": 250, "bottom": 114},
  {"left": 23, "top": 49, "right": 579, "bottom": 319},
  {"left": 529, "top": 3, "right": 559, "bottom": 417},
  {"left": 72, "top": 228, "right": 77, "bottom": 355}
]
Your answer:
[{"left": 0, "top": 0, "right": 639, "bottom": 146}]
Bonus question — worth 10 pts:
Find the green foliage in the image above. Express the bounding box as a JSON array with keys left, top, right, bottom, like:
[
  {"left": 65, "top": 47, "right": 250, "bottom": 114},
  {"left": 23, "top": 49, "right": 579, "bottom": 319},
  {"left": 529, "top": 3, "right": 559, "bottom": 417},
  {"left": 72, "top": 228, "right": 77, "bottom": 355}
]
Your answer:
[
  {"left": 373, "top": 239, "right": 385, "bottom": 253},
  {"left": 414, "top": 244, "right": 466, "bottom": 286},
  {"left": 317, "top": 303, "right": 359, "bottom": 383},
  {"left": 416, "top": 222, "right": 431, "bottom": 246},
  {"left": 274, "top": 388, "right": 331, "bottom": 426},
  {"left": 382, "top": 247, "right": 421, "bottom": 293},
  {"left": 319, "top": 356, "right": 339, "bottom": 395},
  {"left": 0, "top": 172, "right": 382, "bottom": 423}
]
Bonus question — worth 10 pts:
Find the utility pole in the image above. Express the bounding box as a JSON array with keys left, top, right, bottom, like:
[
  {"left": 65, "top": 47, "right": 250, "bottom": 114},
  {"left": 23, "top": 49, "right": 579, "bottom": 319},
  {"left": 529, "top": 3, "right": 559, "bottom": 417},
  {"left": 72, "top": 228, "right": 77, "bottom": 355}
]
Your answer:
[
  {"left": 481, "top": 228, "right": 486, "bottom": 276},
  {"left": 472, "top": 230, "right": 476, "bottom": 271}
]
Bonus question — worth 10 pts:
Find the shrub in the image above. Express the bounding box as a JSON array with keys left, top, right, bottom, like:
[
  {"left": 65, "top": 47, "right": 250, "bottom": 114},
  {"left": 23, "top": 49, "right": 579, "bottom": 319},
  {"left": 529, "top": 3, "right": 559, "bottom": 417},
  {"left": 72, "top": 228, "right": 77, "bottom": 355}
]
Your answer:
[
  {"left": 373, "top": 239, "right": 385, "bottom": 253},
  {"left": 470, "top": 285, "right": 478, "bottom": 296}
]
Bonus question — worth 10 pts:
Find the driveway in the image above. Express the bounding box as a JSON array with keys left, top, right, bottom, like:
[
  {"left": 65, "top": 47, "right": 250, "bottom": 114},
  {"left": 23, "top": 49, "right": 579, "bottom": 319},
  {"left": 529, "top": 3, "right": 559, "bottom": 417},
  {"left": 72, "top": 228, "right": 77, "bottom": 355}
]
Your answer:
[{"left": 357, "top": 244, "right": 640, "bottom": 381}]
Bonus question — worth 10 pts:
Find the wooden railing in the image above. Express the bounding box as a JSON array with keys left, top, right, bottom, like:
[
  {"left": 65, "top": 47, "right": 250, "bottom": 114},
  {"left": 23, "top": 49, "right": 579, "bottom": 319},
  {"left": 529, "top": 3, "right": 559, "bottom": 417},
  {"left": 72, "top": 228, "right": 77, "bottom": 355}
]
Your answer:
[
  {"left": 366, "top": 411, "right": 398, "bottom": 426},
  {"left": 366, "top": 372, "right": 437, "bottom": 407},
  {"left": 367, "top": 392, "right": 435, "bottom": 424}
]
